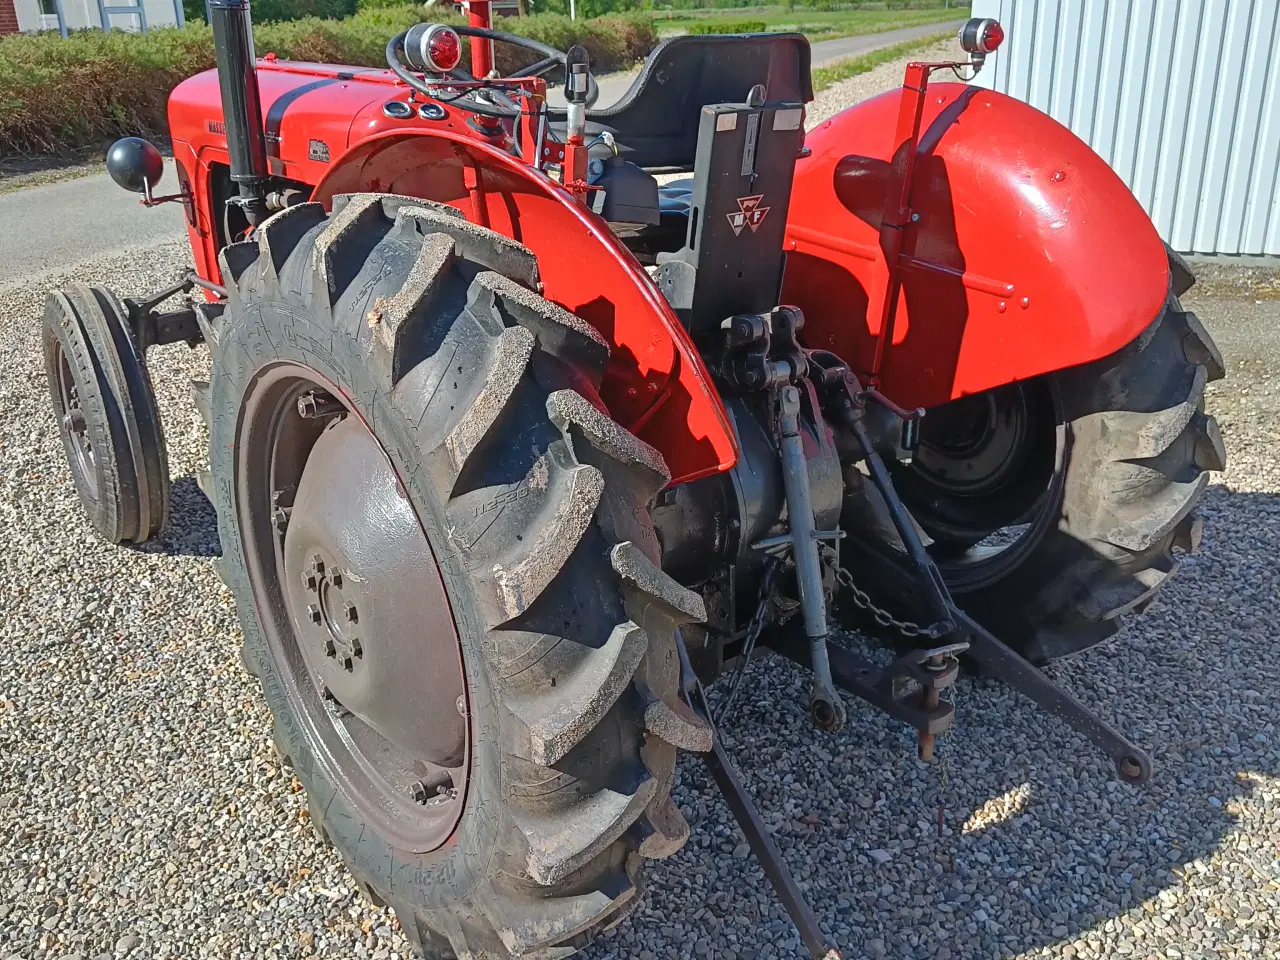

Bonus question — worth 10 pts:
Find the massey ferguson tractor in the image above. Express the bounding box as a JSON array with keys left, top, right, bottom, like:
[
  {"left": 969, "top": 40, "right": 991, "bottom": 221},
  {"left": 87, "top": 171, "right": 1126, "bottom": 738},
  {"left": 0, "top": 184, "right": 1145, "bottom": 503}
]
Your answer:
[{"left": 41, "top": 4, "right": 1225, "bottom": 956}]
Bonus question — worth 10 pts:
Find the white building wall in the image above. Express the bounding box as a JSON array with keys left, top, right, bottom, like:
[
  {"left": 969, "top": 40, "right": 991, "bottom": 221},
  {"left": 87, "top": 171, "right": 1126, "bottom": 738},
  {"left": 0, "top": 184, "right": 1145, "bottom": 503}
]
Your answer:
[
  {"left": 14, "top": 0, "right": 180, "bottom": 32},
  {"left": 972, "top": 0, "right": 1280, "bottom": 256}
]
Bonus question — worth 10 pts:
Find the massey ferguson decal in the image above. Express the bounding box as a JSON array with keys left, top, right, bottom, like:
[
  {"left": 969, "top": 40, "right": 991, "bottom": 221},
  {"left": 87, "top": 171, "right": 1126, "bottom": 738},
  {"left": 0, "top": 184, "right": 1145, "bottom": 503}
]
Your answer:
[{"left": 727, "top": 195, "right": 770, "bottom": 236}]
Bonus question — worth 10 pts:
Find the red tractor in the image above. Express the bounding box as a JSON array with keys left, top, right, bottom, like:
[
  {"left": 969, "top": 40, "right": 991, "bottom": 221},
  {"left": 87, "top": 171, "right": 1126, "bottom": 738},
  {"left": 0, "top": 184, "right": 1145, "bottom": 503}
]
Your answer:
[{"left": 41, "top": 5, "right": 1224, "bottom": 957}]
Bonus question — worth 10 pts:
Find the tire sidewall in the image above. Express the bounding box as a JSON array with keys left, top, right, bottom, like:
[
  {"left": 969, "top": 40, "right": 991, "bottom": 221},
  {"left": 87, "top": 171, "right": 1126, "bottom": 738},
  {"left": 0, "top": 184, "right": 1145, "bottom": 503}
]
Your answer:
[{"left": 210, "top": 295, "right": 508, "bottom": 911}]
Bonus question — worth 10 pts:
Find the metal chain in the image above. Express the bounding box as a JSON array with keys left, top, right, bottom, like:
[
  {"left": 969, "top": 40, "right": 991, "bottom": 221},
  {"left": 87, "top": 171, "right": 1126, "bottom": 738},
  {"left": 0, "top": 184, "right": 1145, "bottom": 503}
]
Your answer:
[
  {"left": 715, "top": 557, "right": 779, "bottom": 726},
  {"left": 832, "top": 565, "right": 943, "bottom": 639}
]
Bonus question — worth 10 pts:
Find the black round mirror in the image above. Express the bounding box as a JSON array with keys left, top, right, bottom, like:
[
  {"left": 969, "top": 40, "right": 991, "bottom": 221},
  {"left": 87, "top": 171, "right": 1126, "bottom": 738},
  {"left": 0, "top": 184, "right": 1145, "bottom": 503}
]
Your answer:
[{"left": 105, "top": 137, "right": 164, "bottom": 194}]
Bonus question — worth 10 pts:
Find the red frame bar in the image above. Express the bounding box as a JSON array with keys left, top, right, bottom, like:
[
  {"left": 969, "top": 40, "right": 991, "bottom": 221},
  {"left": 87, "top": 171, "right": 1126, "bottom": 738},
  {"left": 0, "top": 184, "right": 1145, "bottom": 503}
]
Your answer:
[
  {"left": 869, "top": 59, "right": 968, "bottom": 384},
  {"left": 467, "top": 0, "right": 494, "bottom": 78}
]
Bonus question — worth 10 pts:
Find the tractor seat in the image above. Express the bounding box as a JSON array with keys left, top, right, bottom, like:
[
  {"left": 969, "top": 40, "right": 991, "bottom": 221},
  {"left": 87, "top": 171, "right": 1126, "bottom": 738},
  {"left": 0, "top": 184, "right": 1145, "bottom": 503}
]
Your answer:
[
  {"left": 657, "top": 178, "right": 694, "bottom": 216},
  {"left": 546, "top": 34, "right": 813, "bottom": 171}
]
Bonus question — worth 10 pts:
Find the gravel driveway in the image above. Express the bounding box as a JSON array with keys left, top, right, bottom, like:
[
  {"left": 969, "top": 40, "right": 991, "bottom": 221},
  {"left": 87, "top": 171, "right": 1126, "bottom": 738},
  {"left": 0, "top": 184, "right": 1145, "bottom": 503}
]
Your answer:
[{"left": 3, "top": 48, "right": 1279, "bottom": 960}]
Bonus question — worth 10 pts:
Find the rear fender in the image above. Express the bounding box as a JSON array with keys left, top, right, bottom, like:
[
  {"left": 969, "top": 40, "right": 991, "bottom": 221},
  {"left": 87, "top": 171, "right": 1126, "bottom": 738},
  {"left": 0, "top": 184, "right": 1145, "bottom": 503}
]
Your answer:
[
  {"left": 783, "top": 83, "right": 1170, "bottom": 409},
  {"left": 312, "top": 130, "right": 737, "bottom": 486}
]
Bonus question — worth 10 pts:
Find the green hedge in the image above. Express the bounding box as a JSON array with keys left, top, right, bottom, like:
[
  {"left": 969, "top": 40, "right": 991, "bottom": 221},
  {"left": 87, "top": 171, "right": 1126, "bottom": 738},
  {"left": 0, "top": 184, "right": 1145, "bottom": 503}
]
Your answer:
[
  {"left": 686, "top": 20, "right": 767, "bottom": 33},
  {"left": 0, "top": 7, "right": 656, "bottom": 158}
]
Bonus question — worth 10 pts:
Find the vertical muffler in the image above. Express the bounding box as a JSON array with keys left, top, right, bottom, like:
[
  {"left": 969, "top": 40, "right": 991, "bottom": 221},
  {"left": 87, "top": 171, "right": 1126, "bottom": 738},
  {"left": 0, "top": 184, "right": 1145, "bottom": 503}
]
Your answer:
[{"left": 209, "top": 0, "right": 269, "bottom": 225}]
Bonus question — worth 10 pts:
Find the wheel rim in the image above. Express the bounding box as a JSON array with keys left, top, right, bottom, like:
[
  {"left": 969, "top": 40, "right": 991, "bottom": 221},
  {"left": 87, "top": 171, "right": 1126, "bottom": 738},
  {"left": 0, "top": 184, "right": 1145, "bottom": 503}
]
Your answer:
[
  {"left": 892, "top": 380, "right": 1063, "bottom": 591},
  {"left": 236, "top": 363, "right": 470, "bottom": 852},
  {"left": 54, "top": 345, "right": 97, "bottom": 499}
]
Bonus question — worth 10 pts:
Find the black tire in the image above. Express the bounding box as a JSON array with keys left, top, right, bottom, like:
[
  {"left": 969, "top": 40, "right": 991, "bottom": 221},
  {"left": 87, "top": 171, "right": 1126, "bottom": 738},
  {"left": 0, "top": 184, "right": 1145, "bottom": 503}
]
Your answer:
[
  {"left": 41, "top": 284, "right": 170, "bottom": 544},
  {"left": 897, "top": 259, "right": 1226, "bottom": 663},
  {"left": 203, "top": 194, "right": 711, "bottom": 958}
]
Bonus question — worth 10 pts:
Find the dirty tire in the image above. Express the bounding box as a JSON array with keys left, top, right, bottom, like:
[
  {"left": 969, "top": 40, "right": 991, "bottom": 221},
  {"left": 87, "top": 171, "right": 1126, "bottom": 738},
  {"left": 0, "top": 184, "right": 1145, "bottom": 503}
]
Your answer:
[
  {"left": 41, "top": 283, "right": 170, "bottom": 544},
  {"left": 205, "top": 195, "right": 709, "bottom": 958},
  {"left": 918, "top": 260, "right": 1225, "bottom": 663}
]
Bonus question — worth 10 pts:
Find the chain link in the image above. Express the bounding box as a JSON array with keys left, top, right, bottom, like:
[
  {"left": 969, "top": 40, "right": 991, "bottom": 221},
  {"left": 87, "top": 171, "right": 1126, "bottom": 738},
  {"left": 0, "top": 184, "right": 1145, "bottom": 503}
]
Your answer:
[
  {"left": 832, "top": 565, "right": 944, "bottom": 639},
  {"left": 715, "top": 557, "right": 779, "bottom": 726}
]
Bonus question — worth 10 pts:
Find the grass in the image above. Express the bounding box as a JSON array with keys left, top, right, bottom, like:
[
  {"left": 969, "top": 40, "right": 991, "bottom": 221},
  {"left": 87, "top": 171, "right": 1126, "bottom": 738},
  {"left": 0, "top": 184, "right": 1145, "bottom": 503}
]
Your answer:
[
  {"left": 653, "top": 5, "right": 967, "bottom": 41},
  {"left": 811, "top": 31, "right": 951, "bottom": 91}
]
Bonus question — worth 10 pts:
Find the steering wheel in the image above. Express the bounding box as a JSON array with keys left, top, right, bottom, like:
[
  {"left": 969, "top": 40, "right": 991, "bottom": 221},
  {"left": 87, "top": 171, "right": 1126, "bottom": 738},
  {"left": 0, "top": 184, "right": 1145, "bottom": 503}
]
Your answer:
[{"left": 386, "top": 24, "right": 600, "bottom": 119}]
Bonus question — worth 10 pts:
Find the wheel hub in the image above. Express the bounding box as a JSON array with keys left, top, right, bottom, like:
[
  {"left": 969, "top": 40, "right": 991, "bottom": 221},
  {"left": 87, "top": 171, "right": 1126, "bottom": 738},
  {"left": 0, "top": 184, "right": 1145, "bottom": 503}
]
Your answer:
[
  {"left": 282, "top": 415, "right": 467, "bottom": 770},
  {"left": 295, "top": 549, "right": 364, "bottom": 671},
  {"left": 55, "top": 350, "right": 96, "bottom": 497}
]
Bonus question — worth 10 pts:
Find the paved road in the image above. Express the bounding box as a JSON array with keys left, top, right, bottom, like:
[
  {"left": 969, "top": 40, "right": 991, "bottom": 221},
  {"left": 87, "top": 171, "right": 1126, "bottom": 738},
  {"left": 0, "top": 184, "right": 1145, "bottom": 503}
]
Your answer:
[
  {"left": 0, "top": 159, "right": 188, "bottom": 290},
  {"left": 0, "top": 22, "right": 961, "bottom": 285},
  {"left": 550, "top": 20, "right": 964, "bottom": 108}
]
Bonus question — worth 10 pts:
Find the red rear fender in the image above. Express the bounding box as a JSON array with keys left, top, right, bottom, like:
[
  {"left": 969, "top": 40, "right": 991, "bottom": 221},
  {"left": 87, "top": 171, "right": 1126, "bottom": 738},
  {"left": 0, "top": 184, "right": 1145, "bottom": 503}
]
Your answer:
[{"left": 784, "top": 83, "right": 1170, "bottom": 408}]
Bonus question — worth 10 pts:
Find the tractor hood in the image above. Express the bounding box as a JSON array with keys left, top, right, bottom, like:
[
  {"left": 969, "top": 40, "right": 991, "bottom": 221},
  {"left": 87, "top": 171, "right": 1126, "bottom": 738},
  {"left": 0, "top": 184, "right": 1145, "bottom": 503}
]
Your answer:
[{"left": 168, "top": 60, "right": 472, "bottom": 184}]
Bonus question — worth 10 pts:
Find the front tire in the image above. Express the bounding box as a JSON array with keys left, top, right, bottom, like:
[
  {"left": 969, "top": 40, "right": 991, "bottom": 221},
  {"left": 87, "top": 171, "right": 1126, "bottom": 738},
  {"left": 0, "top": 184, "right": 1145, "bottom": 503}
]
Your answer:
[
  {"left": 204, "top": 195, "right": 710, "bottom": 957},
  {"left": 895, "top": 262, "right": 1225, "bottom": 662},
  {"left": 42, "top": 284, "right": 170, "bottom": 544}
]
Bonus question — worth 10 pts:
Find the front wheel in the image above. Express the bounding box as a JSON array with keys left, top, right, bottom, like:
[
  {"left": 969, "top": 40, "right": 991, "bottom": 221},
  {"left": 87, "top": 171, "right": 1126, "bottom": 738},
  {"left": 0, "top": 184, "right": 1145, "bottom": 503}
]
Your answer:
[
  {"left": 891, "top": 263, "right": 1226, "bottom": 663},
  {"left": 205, "top": 194, "right": 710, "bottom": 957},
  {"left": 41, "top": 284, "right": 169, "bottom": 544}
]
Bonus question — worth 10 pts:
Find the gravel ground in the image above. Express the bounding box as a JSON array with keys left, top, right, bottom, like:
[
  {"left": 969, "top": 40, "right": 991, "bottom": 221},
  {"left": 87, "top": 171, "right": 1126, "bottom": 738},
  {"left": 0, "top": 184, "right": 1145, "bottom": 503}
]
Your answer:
[{"left": 4, "top": 50, "right": 1279, "bottom": 960}]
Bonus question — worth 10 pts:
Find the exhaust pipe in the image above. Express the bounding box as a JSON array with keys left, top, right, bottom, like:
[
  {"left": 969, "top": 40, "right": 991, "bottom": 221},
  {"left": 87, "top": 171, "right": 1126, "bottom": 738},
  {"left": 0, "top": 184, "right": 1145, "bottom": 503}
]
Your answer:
[{"left": 209, "top": 0, "right": 269, "bottom": 226}]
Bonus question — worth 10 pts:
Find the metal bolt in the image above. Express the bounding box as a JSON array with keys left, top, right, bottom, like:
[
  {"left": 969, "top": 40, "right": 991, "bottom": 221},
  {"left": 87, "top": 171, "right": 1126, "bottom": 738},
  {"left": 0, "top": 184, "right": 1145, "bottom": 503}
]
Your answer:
[
  {"left": 910, "top": 212, "right": 921, "bottom": 222},
  {"left": 350, "top": 637, "right": 362, "bottom": 659},
  {"left": 307, "top": 555, "right": 325, "bottom": 577},
  {"left": 343, "top": 601, "right": 358, "bottom": 624},
  {"left": 63, "top": 410, "right": 86, "bottom": 434},
  {"left": 306, "top": 604, "right": 322, "bottom": 625},
  {"left": 296, "top": 391, "right": 345, "bottom": 420},
  {"left": 272, "top": 505, "right": 291, "bottom": 534},
  {"left": 408, "top": 780, "right": 429, "bottom": 804},
  {"left": 329, "top": 569, "right": 343, "bottom": 589},
  {"left": 456, "top": 695, "right": 466, "bottom": 716},
  {"left": 340, "top": 655, "right": 354, "bottom": 672},
  {"left": 322, "top": 638, "right": 336, "bottom": 658},
  {"left": 301, "top": 570, "right": 318, "bottom": 592}
]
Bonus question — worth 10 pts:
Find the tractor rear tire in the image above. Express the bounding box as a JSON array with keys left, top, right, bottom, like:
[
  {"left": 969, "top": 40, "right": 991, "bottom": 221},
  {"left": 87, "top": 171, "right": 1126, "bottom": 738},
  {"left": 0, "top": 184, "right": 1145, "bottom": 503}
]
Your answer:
[
  {"left": 895, "top": 261, "right": 1225, "bottom": 663},
  {"left": 42, "top": 284, "right": 170, "bottom": 544},
  {"left": 203, "top": 195, "right": 709, "bottom": 958}
]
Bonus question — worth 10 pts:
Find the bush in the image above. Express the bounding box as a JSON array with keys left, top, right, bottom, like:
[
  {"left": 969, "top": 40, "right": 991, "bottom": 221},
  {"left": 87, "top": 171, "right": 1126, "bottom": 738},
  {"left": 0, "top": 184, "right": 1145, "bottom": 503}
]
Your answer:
[
  {"left": 687, "top": 20, "right": 767, "bottom": 33},
  {"left": 184, "top": 0, "right": 358, "bottom": 24},
  {"left": 254, "top": 0, "right": 359, "bottom": 22},
  {"left": 0, "top": 7, "right": 657, "bottom": 157}
]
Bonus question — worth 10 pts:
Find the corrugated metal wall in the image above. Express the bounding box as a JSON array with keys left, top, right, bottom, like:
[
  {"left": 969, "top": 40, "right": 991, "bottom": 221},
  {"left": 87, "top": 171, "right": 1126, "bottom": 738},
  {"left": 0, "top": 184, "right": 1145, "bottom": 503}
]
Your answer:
[{"left": 971, "top": 0, "right": 1280, "bottom": 256}]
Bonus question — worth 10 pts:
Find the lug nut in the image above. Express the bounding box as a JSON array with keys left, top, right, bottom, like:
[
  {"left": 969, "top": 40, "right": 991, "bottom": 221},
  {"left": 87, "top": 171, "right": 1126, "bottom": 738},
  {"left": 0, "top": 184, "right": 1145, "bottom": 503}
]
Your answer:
[
  {"left": 329, "top": 569, "right": 343, "bottom": 589},
  {"left": 307, "top": 555, "right": 325, "bottom": 577},
  {"left": 340, "top": 655, "right": 354, "bottom": 672},
  {"left": 301, "top": 570, "right": 318, "bottom": 591},
  {"left": 343, "top": 601, "right": 358, "bottom": 624},
  {"left": 297, "top": 391, "right": 345, "bottom": 420},
  {"left": 64, "top": 410, "right": 87, "bottom": 434},
  {"left": 408, "top": 780, "right": 429, "bottom": 804},
  {"left": 323, "top": 638, "right": 336, "bottom": 658},
  {"left": 350, "top": 637, "right": 363, "bottom": 659},
  {"left": 272, "top": 505, "right": 291, "bottom": 533},
  {"left": 306, "top": 604, "right": 322, "bottom": 624}
]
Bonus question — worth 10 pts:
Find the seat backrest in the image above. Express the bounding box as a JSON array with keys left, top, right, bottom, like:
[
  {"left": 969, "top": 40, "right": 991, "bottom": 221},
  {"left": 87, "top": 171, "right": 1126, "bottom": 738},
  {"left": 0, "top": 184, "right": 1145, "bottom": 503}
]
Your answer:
[{"left": 548, "top": 33, "right": 813, "bottom": 170}]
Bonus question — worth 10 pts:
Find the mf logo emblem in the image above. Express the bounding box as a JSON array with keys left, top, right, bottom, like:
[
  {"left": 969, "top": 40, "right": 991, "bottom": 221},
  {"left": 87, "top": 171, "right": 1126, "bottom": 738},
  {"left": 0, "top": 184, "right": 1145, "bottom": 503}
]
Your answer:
[{"left": 727, "top": 195, "right": 770, "bottom": 236}]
